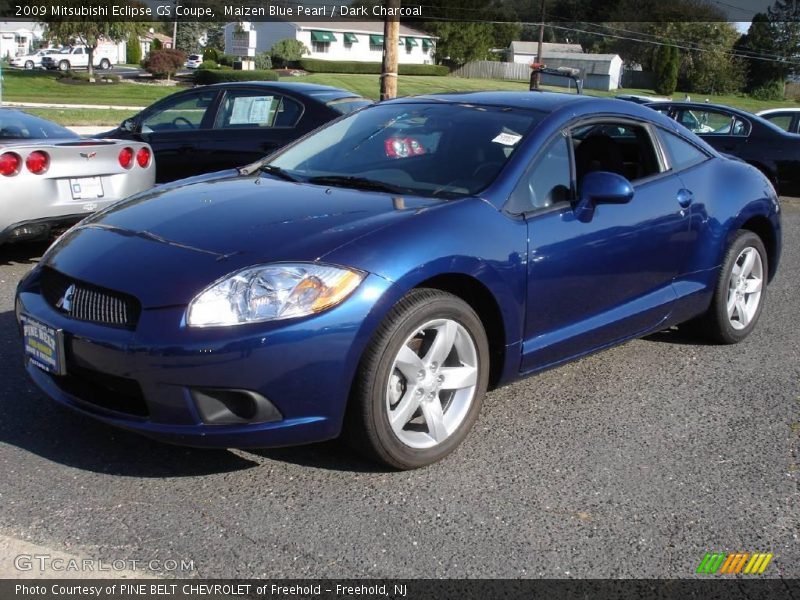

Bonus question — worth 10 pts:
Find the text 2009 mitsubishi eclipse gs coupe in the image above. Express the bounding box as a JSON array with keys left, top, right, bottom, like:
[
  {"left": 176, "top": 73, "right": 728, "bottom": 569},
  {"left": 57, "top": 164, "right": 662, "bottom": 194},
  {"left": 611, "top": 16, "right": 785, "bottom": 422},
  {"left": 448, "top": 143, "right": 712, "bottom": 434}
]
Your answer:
[{"left": 16, "top": 92, "right": 781, "bottom": 469}]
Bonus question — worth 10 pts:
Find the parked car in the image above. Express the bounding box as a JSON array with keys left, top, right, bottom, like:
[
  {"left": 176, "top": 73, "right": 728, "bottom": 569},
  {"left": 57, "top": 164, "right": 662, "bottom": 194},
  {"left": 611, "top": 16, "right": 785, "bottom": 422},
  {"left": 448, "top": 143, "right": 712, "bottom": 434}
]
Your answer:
[
  {"left": 16, "top": 93, "right": 781, "bottom": 468},
  {"left": 650, "top": 101, "right": 800, "bottom": 195},
  {"left": 0, "top": 109, "right": 154, "bottom": 244},
  {"left": 615, "top": 94, "right": 670, "bottom": 104},
  {"left": 99, "top": 82, "right": 372, "bottom": 183},
  {"left": 185, "top": 54, "right": 203, "bottom": 69},
  {"left": 756, "top": 108, "right": 800, "bottom": 134},
  {"left": 41, "top": 45, "right": 118, "bottom": 71},
  {"left": 9, "top": 48, "right": 62, "bottom": 70}
]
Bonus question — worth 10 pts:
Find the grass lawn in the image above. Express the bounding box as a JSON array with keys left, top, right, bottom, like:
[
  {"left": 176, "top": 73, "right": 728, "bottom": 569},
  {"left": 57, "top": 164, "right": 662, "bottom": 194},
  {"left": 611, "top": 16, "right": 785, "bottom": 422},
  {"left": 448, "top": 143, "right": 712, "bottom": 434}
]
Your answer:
[
  {"left": 24, "top": 107, "right": 138, "bottom": 127},
  {"left": 1, "top": 70, "right": 181, "bottom": 106},
  {"left": 2, "top": 69, "right": 797, "bottom": 126}
]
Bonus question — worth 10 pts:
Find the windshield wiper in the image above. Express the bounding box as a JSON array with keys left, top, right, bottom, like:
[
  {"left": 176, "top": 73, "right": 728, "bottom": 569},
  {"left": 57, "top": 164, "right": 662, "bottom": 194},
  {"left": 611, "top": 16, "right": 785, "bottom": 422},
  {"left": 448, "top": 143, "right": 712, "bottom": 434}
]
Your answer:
[
  {"left": 258, "top": 164, "right": 299, "bottom": 182},
  {"left": 307, "top": 175, "right": 405, "bottom": 193}
]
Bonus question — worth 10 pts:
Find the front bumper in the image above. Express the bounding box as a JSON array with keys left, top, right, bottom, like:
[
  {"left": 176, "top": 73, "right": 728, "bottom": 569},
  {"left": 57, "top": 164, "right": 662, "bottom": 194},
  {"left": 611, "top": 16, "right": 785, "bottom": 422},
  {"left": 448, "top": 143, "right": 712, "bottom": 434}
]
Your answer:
[{"left": 16, "top": 268, "right": 393, "bottom": 448}]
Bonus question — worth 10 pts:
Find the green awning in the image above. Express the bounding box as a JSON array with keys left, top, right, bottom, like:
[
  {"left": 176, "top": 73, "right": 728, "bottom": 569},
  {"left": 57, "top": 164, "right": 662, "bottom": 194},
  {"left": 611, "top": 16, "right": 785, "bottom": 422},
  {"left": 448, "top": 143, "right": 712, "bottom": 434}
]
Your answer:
[
  {"left": 405, "top": 37, "right": 419, "bottom": 47},
  {"left": 311, "top": 30, "right": 336, "bottom": 43},
  {"left": 422, "top": 39, "right": 433, "bottom": 50},
  {"left": 369, "top": 34, "right": 384, "bottom": 46},
  {"left": 343, "top": 32, "right": 358, "bottom": 43}
]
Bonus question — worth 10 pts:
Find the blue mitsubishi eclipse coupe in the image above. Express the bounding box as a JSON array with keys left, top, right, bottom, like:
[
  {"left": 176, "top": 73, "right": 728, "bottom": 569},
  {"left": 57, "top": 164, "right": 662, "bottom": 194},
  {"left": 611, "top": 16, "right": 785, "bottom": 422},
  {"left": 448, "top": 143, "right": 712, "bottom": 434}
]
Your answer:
[{"left": 16, "top": 92, "right": 781, "bottom": 469}]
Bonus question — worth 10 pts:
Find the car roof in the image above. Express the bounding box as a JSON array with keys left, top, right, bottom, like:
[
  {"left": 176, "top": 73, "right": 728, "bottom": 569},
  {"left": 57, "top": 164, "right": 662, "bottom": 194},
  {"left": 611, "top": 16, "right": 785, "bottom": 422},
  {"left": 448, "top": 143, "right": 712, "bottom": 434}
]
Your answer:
[
  {"left": 756, "top": 107, "right": 800, "bottom": 115},
  {"left": 205, "top": 81, "right": 363, "bottom": 97},
  {"left": 388, "top": 90, "right": 593, "bottom": 112}
]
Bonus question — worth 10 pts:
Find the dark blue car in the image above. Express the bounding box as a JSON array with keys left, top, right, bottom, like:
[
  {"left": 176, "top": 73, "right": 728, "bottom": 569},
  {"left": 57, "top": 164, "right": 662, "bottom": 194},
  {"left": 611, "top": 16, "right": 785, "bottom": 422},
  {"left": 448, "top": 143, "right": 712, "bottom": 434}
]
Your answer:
[{"left": 15, "top": 92, "right": 781, "bottom": 469}]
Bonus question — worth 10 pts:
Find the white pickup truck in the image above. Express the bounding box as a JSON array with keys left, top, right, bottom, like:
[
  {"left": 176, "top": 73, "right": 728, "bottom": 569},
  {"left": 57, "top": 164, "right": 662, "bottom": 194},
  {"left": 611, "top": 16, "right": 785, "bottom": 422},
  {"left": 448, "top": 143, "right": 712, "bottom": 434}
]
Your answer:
[{"left": 41, "top": 46, "right": 118, "bottom": 71}]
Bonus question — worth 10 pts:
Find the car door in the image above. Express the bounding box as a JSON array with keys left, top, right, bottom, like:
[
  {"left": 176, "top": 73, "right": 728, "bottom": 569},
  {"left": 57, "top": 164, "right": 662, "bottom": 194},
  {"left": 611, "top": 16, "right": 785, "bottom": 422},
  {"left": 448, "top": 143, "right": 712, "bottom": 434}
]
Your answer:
[
  {"left": 675, "top": 106, "right": 750, "bottom": 155},
  {"left": 516, "top": 120, "right": 692, "bottom": 373},
  {"left": 203, "top": 87, "right": 309, "bottom": 169},
  {"left": 136, "top": 89, "right": 221, "bottom": 182}
]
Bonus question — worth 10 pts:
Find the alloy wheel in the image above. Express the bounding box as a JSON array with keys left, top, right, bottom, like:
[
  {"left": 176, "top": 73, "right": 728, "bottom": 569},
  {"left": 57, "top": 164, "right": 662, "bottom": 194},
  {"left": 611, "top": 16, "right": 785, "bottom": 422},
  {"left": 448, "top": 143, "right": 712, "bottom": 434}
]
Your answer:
[{"left": 726, "top": 246, "right": 763, "bottom": 330}]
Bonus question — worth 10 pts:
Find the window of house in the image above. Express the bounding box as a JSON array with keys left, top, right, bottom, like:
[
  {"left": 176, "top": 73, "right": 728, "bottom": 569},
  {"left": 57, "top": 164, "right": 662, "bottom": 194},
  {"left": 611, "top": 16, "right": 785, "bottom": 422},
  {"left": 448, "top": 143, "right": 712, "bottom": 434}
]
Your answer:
[{"left": 311, "top": 41, "right": 329, "bottom": 54}]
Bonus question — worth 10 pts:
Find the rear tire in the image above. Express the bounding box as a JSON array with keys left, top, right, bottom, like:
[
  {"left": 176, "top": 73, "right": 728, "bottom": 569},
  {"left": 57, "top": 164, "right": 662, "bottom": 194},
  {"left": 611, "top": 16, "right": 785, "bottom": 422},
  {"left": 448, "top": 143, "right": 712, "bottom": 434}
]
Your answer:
[
  {"left": 344, "top": 288, "right": 490, "bottom": 469},
  {"left": 99, "top": 59, "right": 111, "bottom": 70},
  {"left": 24, "top": 60, "right": 34, "bottom": 70},
  {"left": 694, "top": 230, "right": 767, "bottom": 344}
]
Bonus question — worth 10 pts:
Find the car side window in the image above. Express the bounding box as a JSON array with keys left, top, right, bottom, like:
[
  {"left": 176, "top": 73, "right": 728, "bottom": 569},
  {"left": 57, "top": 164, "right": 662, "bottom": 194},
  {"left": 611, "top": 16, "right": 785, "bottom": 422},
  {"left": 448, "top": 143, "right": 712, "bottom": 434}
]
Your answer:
[
  {"left": 508, "top": 135, "right": 572, "bottom": 213},
  {"left": 141, "top": 91, "right": 217, "bottom": 133},
  {"left": 763, "top": 113, "right": 792, "bottom": 132},
  {"left": 571, "top": 122, "right": 661, "bottom": 185},
  {"left": 659, "top": 130, "right": 709, "bottom": 171},
  {"left": 678, "top": 109, "right": 750, "bottom": 136},
  {"left": 214, "top": 91, "right": 302, "bottom": 129}
]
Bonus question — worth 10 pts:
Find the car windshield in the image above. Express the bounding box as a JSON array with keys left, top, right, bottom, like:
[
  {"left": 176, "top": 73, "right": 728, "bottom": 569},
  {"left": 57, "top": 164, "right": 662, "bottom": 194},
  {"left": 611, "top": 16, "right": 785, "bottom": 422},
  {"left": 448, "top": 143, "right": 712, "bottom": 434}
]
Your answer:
[
  {"left": 0, "top": 111, "right": 79, "bottom": 140},
  {"left": 268, "top": 102, "right": 544, "bottom": 198}
]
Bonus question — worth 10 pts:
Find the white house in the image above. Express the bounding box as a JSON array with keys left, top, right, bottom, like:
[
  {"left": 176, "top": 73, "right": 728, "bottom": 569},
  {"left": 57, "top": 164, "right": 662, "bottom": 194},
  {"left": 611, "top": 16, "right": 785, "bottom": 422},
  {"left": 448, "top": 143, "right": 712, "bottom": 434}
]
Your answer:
[
  {"left": 508, "top": 41, "right": 583, "bottom": 64},
  {"left": 225, "top": 21, "right": 436, "bottom": 64},
  {"left": 0, "top": 21, "right": 45, "bottom": 59}
]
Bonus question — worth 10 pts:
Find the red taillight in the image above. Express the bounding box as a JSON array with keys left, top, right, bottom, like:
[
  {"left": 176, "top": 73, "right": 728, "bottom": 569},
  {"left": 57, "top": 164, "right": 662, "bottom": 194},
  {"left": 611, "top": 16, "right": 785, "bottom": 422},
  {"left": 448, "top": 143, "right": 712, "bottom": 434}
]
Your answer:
[
  {"left": 119, "top": 147, "right": 134, "bottom": 169},
  {"left": 136, "top": 146, "right": 151, "bottom": 168},
  {"left": 26, "top": 151, "right": 49, "bottom": 175},
  {"left": 0, "top": 152, "right": 21, "bottom": 177}
]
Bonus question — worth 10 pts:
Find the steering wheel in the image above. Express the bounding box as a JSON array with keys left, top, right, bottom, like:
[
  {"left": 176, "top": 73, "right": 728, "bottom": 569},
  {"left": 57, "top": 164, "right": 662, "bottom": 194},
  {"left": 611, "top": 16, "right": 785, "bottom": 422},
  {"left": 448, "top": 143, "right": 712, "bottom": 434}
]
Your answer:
[{"left": 172, "top": 117, "right": 195, "bottom": 129}]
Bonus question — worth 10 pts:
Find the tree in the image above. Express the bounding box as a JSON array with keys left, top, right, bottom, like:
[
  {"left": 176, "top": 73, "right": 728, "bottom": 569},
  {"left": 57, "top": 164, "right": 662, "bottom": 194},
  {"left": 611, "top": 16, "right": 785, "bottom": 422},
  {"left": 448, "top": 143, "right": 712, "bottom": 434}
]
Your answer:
[
  {"left": 269, "top": 39, "right": 308, "bottom": 67},
  {"left": 735, "top": 6, "right": 800, "bottom": 95},
  {"left": 419, "top": 22, "right": 495, "bottom": 66},
  {"left": 653, "top": 44, "right": 679, "bottom": 95},
  {"left": 205, "top": 24, "right": 225, "bottom": 52},
  {"left": 126, "top": 35, "right": 142, "bottom": 66},
  {"left": 43, "top": 2, "right": 148, "bottom": 78},
  {"left": 143, "top": 48, "right": 185, "bottom": 80},
  {"left": 176, "top": 22, "right": 204, "bottom": 55}
]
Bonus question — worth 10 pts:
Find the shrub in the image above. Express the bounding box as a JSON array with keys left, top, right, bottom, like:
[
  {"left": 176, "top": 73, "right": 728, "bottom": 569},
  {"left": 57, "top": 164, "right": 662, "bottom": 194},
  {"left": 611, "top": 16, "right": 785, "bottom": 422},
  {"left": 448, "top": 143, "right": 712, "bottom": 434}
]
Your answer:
[
  {"left": 126, "top": 38, "right": 142, "bottom": 66},
  {"left": 653, "top": 44, "right": 679, "bottom": 96},
  {"left": 203, "top": 47, "right": 222, "bottom": 63},
  {"left": 194, "top": 69, "right": 279, "bottom": 84},
  {"left": 254, "top": 52, "right": 272, "bottom": 71},
  {"left": 297, "top": 58, "right": 448, "bottom": 76},
  {"left": 198, "top": 60, "right": 218, "bottom": 70},
  {"left": 270, "top": 39, "right": 309, "bottom": 67},
  {"left": 218, "top": 54, "right": 235, "bottom": 67},
  {"left": 151, "top": 38, "right": 162, "bottom": 51},
  {"left": 749, "top": 80, "right": 785, "bottom": 101},
  {"left": 143, "top": 48, "right": 186, "bottom": 80},
  {"left": 56, "top": 70, "right": 120, "bottom": 83}
]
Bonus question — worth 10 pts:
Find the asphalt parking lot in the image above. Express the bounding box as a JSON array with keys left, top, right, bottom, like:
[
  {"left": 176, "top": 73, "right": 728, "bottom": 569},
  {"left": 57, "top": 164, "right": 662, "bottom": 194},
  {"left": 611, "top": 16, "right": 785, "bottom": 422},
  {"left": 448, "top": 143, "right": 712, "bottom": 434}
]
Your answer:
[{"left": 0, "top": 201, "right": 797, "bottom": 579}]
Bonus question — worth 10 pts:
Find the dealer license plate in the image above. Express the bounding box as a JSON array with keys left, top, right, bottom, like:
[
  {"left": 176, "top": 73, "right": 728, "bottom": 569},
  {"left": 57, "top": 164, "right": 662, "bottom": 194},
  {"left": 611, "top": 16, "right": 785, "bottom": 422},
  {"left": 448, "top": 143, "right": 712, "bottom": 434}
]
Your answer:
[
  {"left": 70, "top": 177, "right": 105, "bottom": 200},
  {"left": 20, "top": 314, "right": 65, "bottom": 375}
]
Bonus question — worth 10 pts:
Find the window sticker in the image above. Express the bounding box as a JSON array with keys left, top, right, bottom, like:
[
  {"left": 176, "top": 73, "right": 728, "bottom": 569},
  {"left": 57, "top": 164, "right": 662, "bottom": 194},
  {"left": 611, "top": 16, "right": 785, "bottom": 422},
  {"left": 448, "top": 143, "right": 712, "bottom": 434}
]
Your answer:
[
  {"left": 492, "top": 132, "right": 522, "bottom": 146},
  {"left": 229, "top": 96, "right": 274, "bottom": 125}
]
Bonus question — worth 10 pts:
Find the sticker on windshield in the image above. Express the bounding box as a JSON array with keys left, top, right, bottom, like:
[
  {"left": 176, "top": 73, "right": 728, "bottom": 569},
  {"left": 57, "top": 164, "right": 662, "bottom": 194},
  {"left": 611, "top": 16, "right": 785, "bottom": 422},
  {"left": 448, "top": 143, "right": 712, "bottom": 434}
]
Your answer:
[{"left": 492, "top": 132, "right": 522, "bottom": 146}]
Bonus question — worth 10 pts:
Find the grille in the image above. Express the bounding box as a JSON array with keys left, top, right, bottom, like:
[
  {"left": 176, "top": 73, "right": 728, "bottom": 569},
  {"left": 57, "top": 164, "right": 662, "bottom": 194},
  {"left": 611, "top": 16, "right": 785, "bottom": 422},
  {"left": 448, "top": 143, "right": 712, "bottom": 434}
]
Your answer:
[
  {"left": 40, "top": 267, "right": 141, "bottom": 330},
  {"left": 50, "top": 362, "right": 148, "bottom": 418}
]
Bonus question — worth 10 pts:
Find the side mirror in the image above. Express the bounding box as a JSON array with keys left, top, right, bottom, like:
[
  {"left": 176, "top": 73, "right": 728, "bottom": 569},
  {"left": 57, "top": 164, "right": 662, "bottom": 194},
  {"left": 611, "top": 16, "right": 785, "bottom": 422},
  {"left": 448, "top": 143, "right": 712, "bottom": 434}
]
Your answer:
[
  {"left": 120, "top": 118, "right": 140, "bottom": 134},
  {"left": 574, "top": 171, "right": 634, "bottom": 222}
]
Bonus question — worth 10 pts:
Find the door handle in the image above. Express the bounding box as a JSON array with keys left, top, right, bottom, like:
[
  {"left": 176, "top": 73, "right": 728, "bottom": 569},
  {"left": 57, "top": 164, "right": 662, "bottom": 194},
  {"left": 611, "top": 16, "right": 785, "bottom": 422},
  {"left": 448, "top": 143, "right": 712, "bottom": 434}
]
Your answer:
[{"left": 677, "top": 188, "right": 694, "bottom": 209}]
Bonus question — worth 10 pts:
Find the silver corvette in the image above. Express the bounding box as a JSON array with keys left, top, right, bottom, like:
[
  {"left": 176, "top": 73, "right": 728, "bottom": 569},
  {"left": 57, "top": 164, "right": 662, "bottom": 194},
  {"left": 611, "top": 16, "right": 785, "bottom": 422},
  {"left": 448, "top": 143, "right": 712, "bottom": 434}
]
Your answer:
[{"left": 0, "top": 109, "right": 155, "bottom": 244}]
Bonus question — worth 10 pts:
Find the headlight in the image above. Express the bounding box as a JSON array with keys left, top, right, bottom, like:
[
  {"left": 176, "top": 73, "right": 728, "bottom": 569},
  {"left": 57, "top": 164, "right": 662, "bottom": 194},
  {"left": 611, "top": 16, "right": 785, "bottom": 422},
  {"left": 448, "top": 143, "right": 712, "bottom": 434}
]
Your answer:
[{"left": 186, "top": 263, "right": 365, "bottom": 327}]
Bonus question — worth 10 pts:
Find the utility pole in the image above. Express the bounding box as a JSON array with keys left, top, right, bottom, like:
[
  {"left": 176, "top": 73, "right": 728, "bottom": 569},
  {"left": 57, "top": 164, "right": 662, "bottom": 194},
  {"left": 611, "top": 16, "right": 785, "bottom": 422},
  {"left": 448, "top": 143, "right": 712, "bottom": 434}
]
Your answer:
[
  {"left": 530, "top": 0, "right": 546, "bottom": 90},
  {"left": 380, "top": 0, "right": 400, "bottom": 100}
]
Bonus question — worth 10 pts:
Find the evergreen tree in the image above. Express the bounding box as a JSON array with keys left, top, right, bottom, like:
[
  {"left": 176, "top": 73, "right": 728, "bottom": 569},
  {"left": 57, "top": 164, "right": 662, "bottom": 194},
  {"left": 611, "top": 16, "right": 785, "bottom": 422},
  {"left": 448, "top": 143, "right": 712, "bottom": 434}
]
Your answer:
[{"left": 653, "top": 44, "right": 679, "bottom": 96}]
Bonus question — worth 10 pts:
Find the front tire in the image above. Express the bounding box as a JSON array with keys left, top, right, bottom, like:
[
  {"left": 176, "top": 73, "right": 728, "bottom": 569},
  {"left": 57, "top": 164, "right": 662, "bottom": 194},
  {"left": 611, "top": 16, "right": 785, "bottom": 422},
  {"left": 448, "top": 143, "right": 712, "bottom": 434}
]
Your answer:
[
  {"left": 344, "top": 288, "right": 490, "bottom": 469},
  {"left": 58, "top": 60, "right": 70, "bottom": 71},
  {"left": 24, "top": 60, "right": 34, "bottom": 70},
  {"left": 696, "top": 230, "right": 767, "bottom": 344}
]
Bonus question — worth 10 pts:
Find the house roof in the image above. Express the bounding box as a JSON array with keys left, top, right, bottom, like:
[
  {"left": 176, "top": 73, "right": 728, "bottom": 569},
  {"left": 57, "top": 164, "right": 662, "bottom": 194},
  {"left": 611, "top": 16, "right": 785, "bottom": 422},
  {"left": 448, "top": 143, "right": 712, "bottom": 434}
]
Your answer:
[
  {"left": 0, "top": 21, "right": 43, "bottom": 34},
  {"left": 292, "top": 21, "right": 434, "bottom": 39},
  {"left": 537, "top": 52, "right": 622, "bottom": 75},
  {"left": 509, "top": 41, "right": 583, "bottom": 55}
]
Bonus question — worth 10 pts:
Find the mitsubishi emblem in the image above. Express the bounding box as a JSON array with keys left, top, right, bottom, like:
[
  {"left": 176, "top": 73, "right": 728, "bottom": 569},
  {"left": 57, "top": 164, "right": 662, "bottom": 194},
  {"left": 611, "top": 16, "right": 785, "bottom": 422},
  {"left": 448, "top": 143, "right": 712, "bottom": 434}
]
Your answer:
[{"left": 56, "top": 284, "right": 76, "bottom": 312}]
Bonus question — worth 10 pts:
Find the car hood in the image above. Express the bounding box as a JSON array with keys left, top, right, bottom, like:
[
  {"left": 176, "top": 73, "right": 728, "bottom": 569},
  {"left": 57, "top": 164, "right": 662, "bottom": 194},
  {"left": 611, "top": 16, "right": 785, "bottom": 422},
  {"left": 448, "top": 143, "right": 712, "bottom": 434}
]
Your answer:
[{"left": 42, "top": 173, "right": 440, "bottom": 308}]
